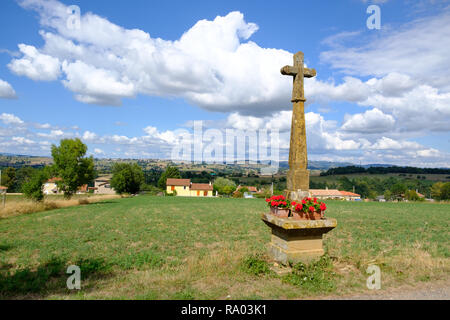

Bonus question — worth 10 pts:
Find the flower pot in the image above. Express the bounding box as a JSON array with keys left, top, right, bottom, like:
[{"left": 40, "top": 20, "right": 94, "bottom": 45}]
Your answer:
[
  {"left": 291, "top": 211, "right": 308, "bottom": 220},
  {"left": 308, "top": 210, "right": 323, "bottom": 220},
  {"left": 276, "top": 208, "right": 290, "bottom": 218},
  {"left": 270, "top": 206, "right": 277, "bottom": 215}
]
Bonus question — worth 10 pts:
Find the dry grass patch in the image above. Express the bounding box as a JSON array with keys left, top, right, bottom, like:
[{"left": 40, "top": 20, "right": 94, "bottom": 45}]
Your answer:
[{"left": 0, "top": 195, "right": 121, "bottom": 219}]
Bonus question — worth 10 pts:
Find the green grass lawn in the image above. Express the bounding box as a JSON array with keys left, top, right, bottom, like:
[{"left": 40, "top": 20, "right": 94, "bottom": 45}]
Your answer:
[{"left": 0, "top": 196, "right": 449, "bottom": 299}]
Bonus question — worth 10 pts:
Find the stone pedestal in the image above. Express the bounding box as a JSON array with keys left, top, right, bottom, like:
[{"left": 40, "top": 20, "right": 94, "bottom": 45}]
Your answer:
[{"left": 261, "top": 213, "right": 337, "bottom": 264}]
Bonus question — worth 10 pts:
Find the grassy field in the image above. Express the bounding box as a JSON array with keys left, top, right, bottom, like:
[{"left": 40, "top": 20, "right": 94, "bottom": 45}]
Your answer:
[{"left": 0, "top": 196, "right": 448, "bottom": 299}]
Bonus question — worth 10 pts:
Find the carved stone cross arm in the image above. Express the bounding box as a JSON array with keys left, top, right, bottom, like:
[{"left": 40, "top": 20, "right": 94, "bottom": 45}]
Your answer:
[{"left": 280, "top": 51, "right": 316, "bottom": 102}]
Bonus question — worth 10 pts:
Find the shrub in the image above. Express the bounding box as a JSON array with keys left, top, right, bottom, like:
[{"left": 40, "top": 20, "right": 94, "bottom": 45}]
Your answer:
[
  {"left": 283, "top": 255, "right": 337, "bottom": 293},
  {"left": 241, "top": 255, "right": 271, "bottom": 276},
  {"left": 22, "top": 171, "right": 47, "bottom": 202},
  {"left": 110, "top": 163, "right": 145, "bottom": 195}
]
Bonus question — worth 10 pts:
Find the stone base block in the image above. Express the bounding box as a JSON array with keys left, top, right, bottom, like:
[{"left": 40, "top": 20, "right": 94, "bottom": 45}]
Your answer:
[{"left": 261, "top": 213, "right": 337, "bottom": 265}]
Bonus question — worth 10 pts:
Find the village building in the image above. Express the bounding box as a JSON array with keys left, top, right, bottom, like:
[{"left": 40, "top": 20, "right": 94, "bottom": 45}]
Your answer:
[
  {"left": 236, "top": 185, "right": 260, "bottom": 194},
  {"left": 94, "top": 175, "right": 116, "bottom": 194},
  {"left": 166, "top": 178, "right": 214, "bottom": 197},
  {"left": 43, "top": 177, "right": 62, "bottom": 195},
  {"left": 309, "top": 189, "right": 361, "bottom": 201}
]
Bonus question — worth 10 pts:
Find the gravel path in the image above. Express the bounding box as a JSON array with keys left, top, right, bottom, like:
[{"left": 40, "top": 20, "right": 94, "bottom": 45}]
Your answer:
[{"left": 319, "top": 280, "right": 450, "bottom": 300}]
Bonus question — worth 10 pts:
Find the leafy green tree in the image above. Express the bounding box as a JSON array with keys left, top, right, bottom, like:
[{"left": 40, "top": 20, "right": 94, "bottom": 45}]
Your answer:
[
  {"left": 440, "top": 182, "right": 450, "bottom": 200},
  {"left": 1, "top": 167, "right": 16, "bottom": 190},
  {"left": 14, "top": 167, "right": 35, "bottom": 193},
  {"left": 157, "top": 166, "right": 181, "bottom": 190},
  {"left": 110, "top": 163, "right": 144, "bottom": 194},
  {"left": 431, "top": 182, "right": 443, "bottom": 200},
  {"left": 405, "top": 190, "right": 419, "bottom": 201},
  {"left": 383, "top": 190, "right": 392, "bottom": 201},
  {"left": 51, "top": 138, "right": 95, "bottom": 199},
  {"left": 213, "top": 177, "right": 236, "bottom": 195},
  {"left": 391, "top": 182, "right": 407, "bottom": 199},
  {"left": 22, "top": 170, "right": 47, "bottom": 202}
]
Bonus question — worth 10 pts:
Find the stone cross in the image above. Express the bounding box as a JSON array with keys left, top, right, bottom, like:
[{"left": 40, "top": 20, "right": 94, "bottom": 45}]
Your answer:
[{"left": 281, "top": 51, "right": 316, "bottom": 198}]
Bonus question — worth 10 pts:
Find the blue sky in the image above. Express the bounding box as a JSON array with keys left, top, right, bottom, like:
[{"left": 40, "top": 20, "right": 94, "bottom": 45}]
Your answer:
[{"left": 0, "top": 0, "right": 449, "bottom": 167}]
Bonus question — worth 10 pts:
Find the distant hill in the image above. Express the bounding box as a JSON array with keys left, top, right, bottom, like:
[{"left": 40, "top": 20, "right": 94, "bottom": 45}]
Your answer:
[{"left": 1, "top": 153, "right": 448, "bottom": 172}]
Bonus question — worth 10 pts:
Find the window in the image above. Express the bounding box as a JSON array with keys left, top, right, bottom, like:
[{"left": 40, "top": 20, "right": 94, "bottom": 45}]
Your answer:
[
  {"left": 197, "top": 191, "right": 200, "bottom": 196},
  {"left": 171, "top": 186, "right": 175, "bottom": 191},
  {"left": 204, "top": 191, "right": 208, "bottom": 196},
  {"left": 184, "top": 186, "right": 186, "bottom": 190}
]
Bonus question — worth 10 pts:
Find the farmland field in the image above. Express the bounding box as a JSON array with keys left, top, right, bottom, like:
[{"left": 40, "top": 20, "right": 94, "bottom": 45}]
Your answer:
[{"left": 0, "top": 196, "right": 449, "bottom": 299}]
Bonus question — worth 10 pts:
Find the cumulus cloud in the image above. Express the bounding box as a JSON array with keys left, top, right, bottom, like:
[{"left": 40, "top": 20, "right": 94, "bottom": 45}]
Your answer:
[
  {"left": 0, "top": 113, "right": 24, "bottom": 125},
  {"left": 341, "top": 108, "right": 395, "bottom": 133},
  {"left": 0, "top": 79, "right": 17, "bottom": 99},
  {"left": 321, "top": 8, "right": 450, "bottom": 89},
  {"left": 11, "top": 0, "right": 294, "bottom": 113},
  {"left": 8, "top": 44, "right": 61, "bottom": 81}
]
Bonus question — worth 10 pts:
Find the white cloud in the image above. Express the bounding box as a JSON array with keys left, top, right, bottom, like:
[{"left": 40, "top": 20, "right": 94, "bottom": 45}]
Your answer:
[
  {"left": 320, "top": 9, "right": 450, "bottom": 90},
  {"left": 341, "top": 108, "right": 395, "bottom": 133},
  {"left": 13, "top": 0, "right": 294, "bottom": 113},
  {"left": 8, "top": 44, "right": 61, "bottom": 81},
  {"left": 0, "top": 79, "right": 17, "bottom": 99},
  {"left": 93, "top": 148, "right": 104, "bottom": 155},
  {"left": 0, "top": 113, "right": 24, "bottom": 125}
]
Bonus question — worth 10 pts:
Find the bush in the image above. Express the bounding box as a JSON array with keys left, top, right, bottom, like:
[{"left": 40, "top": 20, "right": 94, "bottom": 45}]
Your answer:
[
  {"left": 283, "top": 255, "right": 337, "bottom": 293},
  {"left": 213, "top": 177, "right": 236, "bottom": 196},
  {"left": 241, "top": 255, "right": 271, "bottom": 276},
  {"left": 22, "top": 171, "right": 47, "bottom": 202},
  {"left": 110, "top": 163, "right": 145, "bottom": 195}
]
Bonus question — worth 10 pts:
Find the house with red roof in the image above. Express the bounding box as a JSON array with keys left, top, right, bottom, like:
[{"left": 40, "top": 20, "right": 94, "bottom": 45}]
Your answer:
[{"left": 166, "top": 178, "right": 214, "bottom": 197}]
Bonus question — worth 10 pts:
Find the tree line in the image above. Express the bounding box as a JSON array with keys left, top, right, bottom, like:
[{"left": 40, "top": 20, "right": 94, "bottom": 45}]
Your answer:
[{"left": 320, "top": 165, "right": 450, "bottom": 176}]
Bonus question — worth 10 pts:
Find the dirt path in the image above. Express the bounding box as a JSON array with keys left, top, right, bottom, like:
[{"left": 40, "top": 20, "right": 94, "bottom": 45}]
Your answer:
[{"left": 316, "top": 280, "right": 450, "bottom": 300}]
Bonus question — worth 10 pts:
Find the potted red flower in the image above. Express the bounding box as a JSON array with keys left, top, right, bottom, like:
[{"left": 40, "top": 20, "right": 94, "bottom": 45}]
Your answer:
[
  {"left": 265, "top": 195, "right": 291, "bottom": 218},
  {"left": 291, "top": 197, "right": 327, "bottom": 220}
]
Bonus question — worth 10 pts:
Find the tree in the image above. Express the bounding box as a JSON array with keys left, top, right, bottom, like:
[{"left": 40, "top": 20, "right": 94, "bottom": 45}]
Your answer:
[
  {"left": 405, "top": 190, "right": 419, "bottom": 201},
  {"left": 431, "top": 182, "right": 443, "bottom": 200},
  {"left": 383, "top": 190, "right": 392, "bottom": 201},
  {"left": 158, "top": 166, "right": 181, "bottom": 190},
  {"left": 22, "top": 170, "right": 47, "bottom": 202},
  {"left": 14, "top": 167, "right": 36, "bottom": 193},
  {"left": 110, "top": 163, "right": 144, "bottom": 194},
  {"left": 51, "top": 138, "right": 95, "bottom": 199},
  {"left": 213, "top": 177, "right": 236, "bottom": 196},
  {"left": 1, "top": 167, "right": 16, "bottom": 190},
  {"left": 391, "top": 182, "right": 407, "bottom": 200},
  {"left": 441, "top": 182, "right": 450, "bottom": 200}
]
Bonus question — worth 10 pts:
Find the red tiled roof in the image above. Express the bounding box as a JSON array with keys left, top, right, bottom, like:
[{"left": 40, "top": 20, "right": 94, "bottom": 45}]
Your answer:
[
  {"left": 238, "top": 186, "right": 259, "bottom": 192},
  {"left": 166, "top": 178, "right": 191, "bottom": 186},
  {"left": 339, "top": 191, "right": 361, "bottom": 197},
  {"left": 0, "top": 186, "right": 7, "bottom": 190},
  {"left": 46, "top": 177, "right": 62, "bottom": 183},
  {"left": 190, "top": 183, "right": 213, "bottom": 191},
  {"left": 309, "top": 189, "right": 342, "bottom": 196}
]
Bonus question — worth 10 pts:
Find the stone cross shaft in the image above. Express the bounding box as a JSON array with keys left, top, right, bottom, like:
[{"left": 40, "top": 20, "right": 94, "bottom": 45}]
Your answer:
[{"left": 281, "top": 51, "right": 316, "bottom": 197}]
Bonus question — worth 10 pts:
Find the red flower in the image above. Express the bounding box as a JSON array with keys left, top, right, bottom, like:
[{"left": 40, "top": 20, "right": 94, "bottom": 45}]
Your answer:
[
  {"left": 313, "top": 197, "right": 317, "bottom": 203},
  {"left": 265, "top": 198, "right": 270, "bottom": 202},
  {"left": 292, "top": 201, "right": 297, "bottom": 206},
  {"left": 302, "top": 199, "right": 306, "bottom": 204},
  {"left": 295, "top": 204, "right": 303, "bottom": 211},
  {"left": 309, "top": 206, "right": 315, "bottom": 212},
  {"left": 307, "top": 197, "right": 312, "bottom": 201},
  {"left": 320, "top": 203, "right": 327, "bottom": 211}
]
